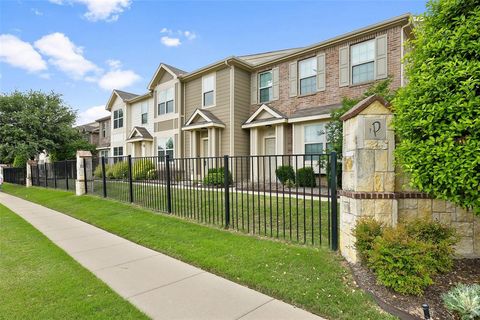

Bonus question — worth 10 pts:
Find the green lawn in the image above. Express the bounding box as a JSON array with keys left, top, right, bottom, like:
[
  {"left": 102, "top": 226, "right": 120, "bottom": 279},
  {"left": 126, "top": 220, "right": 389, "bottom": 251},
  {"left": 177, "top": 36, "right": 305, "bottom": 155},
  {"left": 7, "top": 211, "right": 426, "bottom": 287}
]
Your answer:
[
  {"left": 3, "top": 184, "right": 394, "bottom": 320},
  {"left": 0, "top": 203, "right": 147, "bottom": 320},
  {"left": 89, "top": 179, "right": 333, "bottom": 246}
]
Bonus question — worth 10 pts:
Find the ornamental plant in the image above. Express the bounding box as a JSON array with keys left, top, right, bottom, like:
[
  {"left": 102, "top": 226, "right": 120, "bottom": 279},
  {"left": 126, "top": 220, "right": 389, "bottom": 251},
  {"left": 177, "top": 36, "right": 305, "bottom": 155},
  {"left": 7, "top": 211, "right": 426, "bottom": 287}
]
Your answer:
[
  {"left": 442, "top": 283, "right": 480, "bottom": 320},
  {"left": 275, "top": 165, "right": 295, "bottom": 185},
  {"left": 393, "top": 0, "right": 480, "bottom": 213}
]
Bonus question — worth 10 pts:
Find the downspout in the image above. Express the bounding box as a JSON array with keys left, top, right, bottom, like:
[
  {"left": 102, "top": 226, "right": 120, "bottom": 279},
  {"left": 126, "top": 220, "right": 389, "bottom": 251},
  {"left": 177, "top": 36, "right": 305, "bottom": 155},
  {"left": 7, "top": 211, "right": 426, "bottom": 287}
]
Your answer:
[{"left": 400, "top": 17, "right": 413, "bottom": 87}]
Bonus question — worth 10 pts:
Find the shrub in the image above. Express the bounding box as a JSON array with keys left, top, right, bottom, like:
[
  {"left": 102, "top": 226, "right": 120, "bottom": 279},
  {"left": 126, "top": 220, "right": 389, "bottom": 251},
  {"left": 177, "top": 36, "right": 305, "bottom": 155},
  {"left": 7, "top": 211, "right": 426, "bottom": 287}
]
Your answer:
[
  {"left": 353, "top": 218, "right": 383, "bottom": 262},
  {"left": 284, "top": 179, "right": 295, "bottom": 189},
  {"left": 132, "top": 159, "right": 155, "bottom": 180},
  {"left": 393, "top": 0, "right": 480, "bottom": 213},
  {"left": 146, "top": 169, "right": 157, "bottom": 180},
  {"left": 442, "top": 284, "right": 480, "bottom": 320},
  {"left": 356, "top": 219, "right": 457, "bottom": 296},
  {"left": 110, "top": 161, "right": 129, "bottom": 180},
  {"left": 275, "top": 165, "right": 295, "bottom": 185},
  {"left": 296, "top": 167, "right": 316, "bottom": 187},
  {"left": 203, "top": 167, "right": 232, "bottom": 186}
]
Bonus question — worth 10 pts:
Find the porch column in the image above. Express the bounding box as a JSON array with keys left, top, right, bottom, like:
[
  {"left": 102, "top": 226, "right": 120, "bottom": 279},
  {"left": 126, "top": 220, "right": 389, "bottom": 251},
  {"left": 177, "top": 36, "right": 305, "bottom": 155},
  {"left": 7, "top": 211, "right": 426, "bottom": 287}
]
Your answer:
[
  {"left": 208, "top": 128, "right": 216, "bottom": 157},
  {"left": 250, "top": 127, "right": 259, "bottom": 181},
  {"left": 191, "top": 130, "right": 198, "bottom": 180}
]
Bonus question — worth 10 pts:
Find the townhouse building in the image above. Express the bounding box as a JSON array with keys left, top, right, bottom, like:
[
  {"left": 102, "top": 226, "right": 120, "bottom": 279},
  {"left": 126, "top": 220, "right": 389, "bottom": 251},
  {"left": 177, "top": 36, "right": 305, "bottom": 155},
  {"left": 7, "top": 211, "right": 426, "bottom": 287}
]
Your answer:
[{"left": 101, "top": 14, "right": 412, "bottom": 171}]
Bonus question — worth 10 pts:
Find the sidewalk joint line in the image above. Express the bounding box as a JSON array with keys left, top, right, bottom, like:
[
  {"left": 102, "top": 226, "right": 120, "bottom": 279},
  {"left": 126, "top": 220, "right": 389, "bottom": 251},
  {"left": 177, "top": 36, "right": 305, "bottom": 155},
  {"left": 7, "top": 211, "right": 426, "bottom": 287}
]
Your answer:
[
  {"left": 67, "top": 241, "right": 128, "bottom": 254},
  {"left": 93, "top": 252, "right": 161, "bottom": 272},
  {"left": 236, "top": 298, "right": 276, "bottom": 320}
]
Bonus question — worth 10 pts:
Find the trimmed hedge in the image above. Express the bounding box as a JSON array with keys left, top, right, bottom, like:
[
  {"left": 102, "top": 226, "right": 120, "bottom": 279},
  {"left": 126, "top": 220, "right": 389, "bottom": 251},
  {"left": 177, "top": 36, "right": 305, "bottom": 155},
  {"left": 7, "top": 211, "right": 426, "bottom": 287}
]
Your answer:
[
  {"left": 296, "top": 167, "right": 316, "bottom": 188},
  {"left": 132, "top": 159, "right": 155, "bottom": 180},
  {"left": 275, "top": 165, "right": 295, "bottom": 185},
  {"left": 203, "top": 167, "right": 232, "bottom": 186}
]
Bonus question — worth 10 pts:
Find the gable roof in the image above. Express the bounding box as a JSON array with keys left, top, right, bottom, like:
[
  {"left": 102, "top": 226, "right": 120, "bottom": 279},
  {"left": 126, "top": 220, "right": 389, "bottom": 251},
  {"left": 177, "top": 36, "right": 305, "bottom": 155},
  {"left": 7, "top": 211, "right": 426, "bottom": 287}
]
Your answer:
[
  {"left": 106, "top": 89, "right": 140, "bottom": 111},
  {"left": 127, "top": 126, "right": 154, "bottom": 141},
  {"left": 147, "top": 63, "right": 188, "bottom": 90},
  {"left": 288, "top": 103, "right": 342, "bottom": 123},
  {"left": 183, "top": 108, "right": 225, "bottom": 130},
  {"left": 242, "top": 104, "right": 287, "bottom": 128},
  {"left": 340, "top": 95, "right": 390, "bottom": 121}
]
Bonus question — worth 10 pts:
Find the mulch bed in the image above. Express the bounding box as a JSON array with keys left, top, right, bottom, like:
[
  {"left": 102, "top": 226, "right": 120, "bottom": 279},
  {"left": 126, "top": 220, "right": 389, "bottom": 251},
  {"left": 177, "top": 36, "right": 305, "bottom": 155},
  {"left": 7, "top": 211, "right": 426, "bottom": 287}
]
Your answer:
[{"left": 350, "top": 259, "right": 480, "bottom": 319}]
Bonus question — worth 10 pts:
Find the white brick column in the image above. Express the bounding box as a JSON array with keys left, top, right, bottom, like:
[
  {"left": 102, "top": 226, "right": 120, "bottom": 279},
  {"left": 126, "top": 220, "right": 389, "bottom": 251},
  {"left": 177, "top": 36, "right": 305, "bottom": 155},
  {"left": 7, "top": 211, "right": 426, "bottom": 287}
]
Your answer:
[
  {"left": 26, "top": 161, "right": 32, "bottom": 187},
  {"left": 76, "top": 151, "right": 93, "bottom": 196}
]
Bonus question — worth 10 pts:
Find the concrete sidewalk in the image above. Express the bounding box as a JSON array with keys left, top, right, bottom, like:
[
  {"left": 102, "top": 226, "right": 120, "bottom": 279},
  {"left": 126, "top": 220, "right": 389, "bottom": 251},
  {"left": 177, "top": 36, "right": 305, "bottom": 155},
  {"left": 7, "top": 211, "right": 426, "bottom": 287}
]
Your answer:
[{"left": 0, "top": 193, "right": 324, "bottom": 320}]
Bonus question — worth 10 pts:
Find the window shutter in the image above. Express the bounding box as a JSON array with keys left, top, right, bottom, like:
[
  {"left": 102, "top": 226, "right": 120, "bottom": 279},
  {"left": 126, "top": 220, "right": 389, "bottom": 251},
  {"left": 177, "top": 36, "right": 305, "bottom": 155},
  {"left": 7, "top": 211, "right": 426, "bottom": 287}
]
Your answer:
[
  {"left": 339, "top": 46, "right": 349, "bottom": 87},
  {"left": 316, "top": 53, "right": 326, "bottom": 91},
  {"left": 272, "top": 67, "right": 279, "bottom": 100},
  {"left": 153, "top": 90, "right": 157, "bottom": 118},
  {"left": 250, "top": 72, "right": 257, "bottom": 104},
  {"left": 375, "top": 34, "right": 388, "bottom": 79},
  {"left": 289, "top": 62, "right": 297, "bottom": 97}
]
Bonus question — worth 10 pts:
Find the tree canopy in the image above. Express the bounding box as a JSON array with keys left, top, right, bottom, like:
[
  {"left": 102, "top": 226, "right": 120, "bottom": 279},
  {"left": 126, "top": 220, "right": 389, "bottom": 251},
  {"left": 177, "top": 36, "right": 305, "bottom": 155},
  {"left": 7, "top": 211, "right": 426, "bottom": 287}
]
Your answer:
[
  {"left": 393, "top": 0, "right": 480, "bottom": 212},
  {"left": 0, "top": 90, "right": 96, "bottom": 164}
]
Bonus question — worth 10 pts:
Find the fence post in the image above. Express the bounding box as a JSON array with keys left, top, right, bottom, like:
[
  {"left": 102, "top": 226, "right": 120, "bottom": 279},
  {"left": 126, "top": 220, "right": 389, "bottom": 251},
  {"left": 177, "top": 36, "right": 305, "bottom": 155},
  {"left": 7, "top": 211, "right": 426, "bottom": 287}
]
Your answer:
[
  {"left": 64, "top": 161, "right": 69, "bottom": 190},
  {"left": 330, "top": 151, "right": 338, "bottom": 251},
  {"left": 128, "top": 155, "right": 134, "bottom": 203},
  {"left": 224, "top": 155, "right": 230, "bottom": 228},
  {"left": 165, "top": 154, "right": 172, "bottom": 213},
  {"left": 75, "top": 151, "right": 92, "bottom": 196},
  {"left": 44, "top": 163, "right": 48, "bottom": 188},
  {"left": 101, "top": 156, "right": 107, "bottom": 198},
  {"left": 53, "top": 163, "right": 57, "bottom": 189}
]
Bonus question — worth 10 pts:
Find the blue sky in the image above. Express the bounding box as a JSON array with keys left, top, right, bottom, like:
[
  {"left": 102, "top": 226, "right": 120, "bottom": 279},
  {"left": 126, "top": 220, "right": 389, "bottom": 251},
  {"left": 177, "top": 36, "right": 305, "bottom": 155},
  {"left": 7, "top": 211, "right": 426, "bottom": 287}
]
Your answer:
[{"left": 0, "top": 0, "right": 427, "bottom": 124}]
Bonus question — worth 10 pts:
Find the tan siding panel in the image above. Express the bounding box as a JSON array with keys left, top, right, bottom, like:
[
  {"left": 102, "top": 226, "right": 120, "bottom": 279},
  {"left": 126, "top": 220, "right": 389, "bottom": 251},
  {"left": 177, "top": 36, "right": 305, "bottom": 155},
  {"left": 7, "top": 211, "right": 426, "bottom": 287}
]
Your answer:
[
  {"left": 215, "top": 67, "right": 230, "bottom": 155},
  {"left": 184, "top": 77, "right": 202, "bottom": 118},
  {"left": 234, "top": 68, "right": 251, "bottom": 157},
  {"left": 154, "top": 119, "right": 174, "bottom": 132}
]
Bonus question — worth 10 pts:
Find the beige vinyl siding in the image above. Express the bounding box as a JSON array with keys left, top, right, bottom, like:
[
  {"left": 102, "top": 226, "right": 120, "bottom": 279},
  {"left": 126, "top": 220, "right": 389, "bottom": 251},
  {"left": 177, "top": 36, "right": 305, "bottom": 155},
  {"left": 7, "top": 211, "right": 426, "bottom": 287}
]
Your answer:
[
  {"left": 234, "top": 68, "right": 251, "bottom": 156},
  {"left": 154, "top": 119, "right": 175, "bottom": 132},
  {"left": 215, "top": 67, "right": 230, "bottom": 155},
  {"left": 159, "top": 71, "right": 174, "bottom": 84},
  {"left": 184, "top": 77, "right": 202, "bottom": 119}
]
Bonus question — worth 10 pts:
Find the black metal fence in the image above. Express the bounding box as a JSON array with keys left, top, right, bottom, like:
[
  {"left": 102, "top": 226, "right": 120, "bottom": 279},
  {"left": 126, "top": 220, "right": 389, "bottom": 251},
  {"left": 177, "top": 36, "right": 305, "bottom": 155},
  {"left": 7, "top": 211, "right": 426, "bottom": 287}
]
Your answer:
[
  {"left": 30, "top": 160, "right": 77, "bottom": 191},
  {"left": 3, "top": 167, "right": 26, "bottom": 185},
  {"left": 90, "top": 153, "right": 339, "bottom": 249}
]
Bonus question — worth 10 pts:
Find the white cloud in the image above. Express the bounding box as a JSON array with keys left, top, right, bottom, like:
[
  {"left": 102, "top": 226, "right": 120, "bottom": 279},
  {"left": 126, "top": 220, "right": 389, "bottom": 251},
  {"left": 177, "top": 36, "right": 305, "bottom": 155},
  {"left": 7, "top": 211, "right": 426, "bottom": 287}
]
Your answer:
[
  {"left": 32, "top": 8, "right": 43, "bottom": 16},
  {"left": 184, "top": 30, "right": 196, "bottom": 40},
  {"left": 98, "top": 69, "right": 140, "bottom": 91},
  {"left": 106, "top": 59, "right": 122, "bottom": 70},
  {"left": 34, "top": 32, "right": 100, "bottom": 79},
  {"left": 0, "top": 34, "right": 47, "bottom": 72},
  {"left": 50, "top": 0, "right": 131, "bottom": 22},
  {"left": 161, "top": 36, "right": 181, "bottom": 47},
  {"left": 76, "top": 105, "right": 110, "bottom": 125}
]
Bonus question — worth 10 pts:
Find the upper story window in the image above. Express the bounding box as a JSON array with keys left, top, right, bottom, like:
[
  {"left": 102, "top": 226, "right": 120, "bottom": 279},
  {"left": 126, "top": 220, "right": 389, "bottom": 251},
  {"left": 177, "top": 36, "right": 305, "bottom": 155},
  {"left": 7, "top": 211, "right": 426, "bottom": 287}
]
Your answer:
[
  {"left": 158, "top": 88, "right": 174, "bottom": 115},
  {"left": 101, "top": 122, "right": 106, "bottom": 138},
  {"left": 202, "top": 74, "right": 215, "bottom": 107},
  {"left": 304, "top": 124, "right": 325, "bottom": 161},
  {"left": 141, "top": 102, "right": 148, "bottom": 124},
  {"left": 299, "top": 57, "right": 317, "bottom": 95},
  {"left": 351, "top": 39, "right": 375, "bottom": 84},
  {"left": 259, "top": 71, "right": 272, "bottom": 103},
  {"left": 113, "top": 109, "right": 123, "bottom": 129}
]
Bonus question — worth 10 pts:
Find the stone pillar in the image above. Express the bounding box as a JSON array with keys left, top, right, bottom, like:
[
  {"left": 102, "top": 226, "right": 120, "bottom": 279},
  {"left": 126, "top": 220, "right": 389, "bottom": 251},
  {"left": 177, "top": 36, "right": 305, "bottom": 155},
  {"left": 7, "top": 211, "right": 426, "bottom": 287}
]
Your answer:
[
  {"left": 26, "top": 161, "right": 33, "bottom": 187},
  {"left": 75, "top": 150, "right": 93, "bottom": 196},
  {"left": 339, "top": 95, "right": 397, "bottom": 263}
]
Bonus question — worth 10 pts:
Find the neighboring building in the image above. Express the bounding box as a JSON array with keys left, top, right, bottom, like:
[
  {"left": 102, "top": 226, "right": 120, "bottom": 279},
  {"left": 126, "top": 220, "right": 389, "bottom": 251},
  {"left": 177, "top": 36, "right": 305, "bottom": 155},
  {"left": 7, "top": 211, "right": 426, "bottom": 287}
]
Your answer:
[
  {"left": 102, "top": 14, "right": 412, "bottom": 168},
  {"left": 76, "top": 122, "right": 99, "bottom": 147},
  {"left": 96, "top": 115, "right": 111, "bottom": 157}
]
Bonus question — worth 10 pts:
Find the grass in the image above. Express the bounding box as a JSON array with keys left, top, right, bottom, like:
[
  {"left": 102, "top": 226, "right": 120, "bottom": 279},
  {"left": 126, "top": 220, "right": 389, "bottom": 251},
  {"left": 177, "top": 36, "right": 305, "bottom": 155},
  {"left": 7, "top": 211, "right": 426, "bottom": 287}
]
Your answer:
[
  {"left": 0, "top": 203, "right": 148, "bottom": 320},
  {"left": 3, "top": 184, "right": 395, "bottom": 320},
  {"left": 89, "top": 179, "right": 333, "bottom": 246}
]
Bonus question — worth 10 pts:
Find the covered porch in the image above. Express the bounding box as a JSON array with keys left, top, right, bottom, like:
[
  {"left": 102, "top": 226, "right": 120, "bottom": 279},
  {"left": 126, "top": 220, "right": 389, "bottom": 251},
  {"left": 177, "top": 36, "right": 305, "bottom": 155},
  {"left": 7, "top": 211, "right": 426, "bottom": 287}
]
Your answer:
[{"left": 126, "top": 126, "right": 154, "bottom": 157}]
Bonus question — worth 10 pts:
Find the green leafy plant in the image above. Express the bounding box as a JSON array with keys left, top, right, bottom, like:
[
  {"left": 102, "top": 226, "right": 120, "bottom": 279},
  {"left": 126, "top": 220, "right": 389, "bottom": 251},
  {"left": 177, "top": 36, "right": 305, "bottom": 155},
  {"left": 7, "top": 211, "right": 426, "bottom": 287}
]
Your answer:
[
  {"left": 296, "top": 167, "right": 316, "bottom": 188},
  {"left": 12, "top": 154, "right": 29, "bottom": 168},
  {"left": 352, "top": 218, "right": 383, "bottom": 262},
  {"left": 93, "top": 163, "right": 112, "bottom": 179},
  {"left": 442, "top": 284, "right": 480, "bottom": 320},
  {"left": 132, "top": 159, "right": 155, "bottom": 180},
  {"left": 284, "top": 179, "right": 295, "bottom": 189},
  {"left": 393, "top": 0, "right": 480, "bottom": 213},
  {"left": 110, "top": 161, "right": 129, "bottom": 180},
  {"left": 203, "top": 167, "right": 232, "bottom": 186},
  {"left": 275, "top": 165, "right": 295, "bottom": 185},
  {"left": 355, "top": 219, "right": 457, "bottom": 296}
]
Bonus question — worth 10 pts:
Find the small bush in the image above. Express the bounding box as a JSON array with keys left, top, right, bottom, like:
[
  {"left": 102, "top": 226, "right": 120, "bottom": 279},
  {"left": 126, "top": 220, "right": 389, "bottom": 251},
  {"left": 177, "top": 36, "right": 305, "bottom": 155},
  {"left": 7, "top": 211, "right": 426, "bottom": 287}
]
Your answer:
[
  {"left": 355, "top": 219, "right": 457, "bottom": 296},
  {"left": 276, "top": 165, "right": 295, "bottom": 185},
  {"left": 353, "top": 218, "right": 383, "bottom": 262},
  {"left": 296, "top": 167, "right": 316, "bottom": 187},
  {"left": 284, "top": 179, "right": 295, "bottom": 189},
  {"left": 93, "top": 164, "right": 112, "bottom": 179},
  {"left": 442, "top": 283, "right": 480, "bottom": 320},
  {"left": 110, "top": 161, "right": 129, "bottom": 180},
  {"left": 132, "top": 159, "right": 155, "bottom": 180},
  {"left": 146, "top": 169, "right": 157, "bottom": 180},
  {"left": 203, "top": 167, "right": 232, "bottom": 186}
]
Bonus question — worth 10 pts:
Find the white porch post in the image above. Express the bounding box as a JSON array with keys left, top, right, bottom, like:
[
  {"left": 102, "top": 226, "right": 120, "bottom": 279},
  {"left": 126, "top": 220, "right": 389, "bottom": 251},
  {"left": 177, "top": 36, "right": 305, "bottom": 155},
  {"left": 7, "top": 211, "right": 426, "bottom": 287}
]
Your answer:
[
  {"left": 191, "top": 130, "right": 198, "bottom": 180},
  {"left": 250, "top": 127, "right": 259, "bottom": 181}
]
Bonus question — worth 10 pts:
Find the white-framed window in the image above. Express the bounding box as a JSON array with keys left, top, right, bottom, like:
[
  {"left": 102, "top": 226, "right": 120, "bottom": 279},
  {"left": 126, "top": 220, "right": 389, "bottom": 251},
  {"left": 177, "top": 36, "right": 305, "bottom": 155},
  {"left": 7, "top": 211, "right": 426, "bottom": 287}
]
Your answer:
[
  {"left": 157, "top": 137, "right": 174, "bottom": 161},
  {"left": 113, "top": 147, "right": 123, "bottom": 157},
  {"left": 259, "top": 71, "right": 272, "bottom": 103},
  {"left": 202, "top": 74, "right": 215, "bottom": 107},
  {"left": 101, "top": 122, "right": 107, "bottom": 138},
  {"left": 141, "top": 102, "right": 148, "bottom": 124},
  {"left": 304, "top": 124, "right": 326, "bottom": 161},
  {"left": 299, "top": 57, "right": 317, "bottom": 95},
  {"left": 99, "top": 149, "right": 109, "bottom": 158},
  {"left": 351, "top": 39, "right": 375, "bottom": 84},
  {"left": 157, "top": 87, "right": 174, "bottom": 115},
  {"left": 113, "top": 109, "right": 123, "bottom": 129}
]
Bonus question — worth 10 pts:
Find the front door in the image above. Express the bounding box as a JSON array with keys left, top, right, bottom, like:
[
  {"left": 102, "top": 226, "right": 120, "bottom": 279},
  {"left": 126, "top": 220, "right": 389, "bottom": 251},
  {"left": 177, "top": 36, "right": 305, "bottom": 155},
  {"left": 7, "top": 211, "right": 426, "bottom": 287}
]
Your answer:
[
  {"left": 264, "top": 137, "right": 276, "bottom": 181},
  {"left": 200, "top": 138, "right": 209, "bottom": 174}
]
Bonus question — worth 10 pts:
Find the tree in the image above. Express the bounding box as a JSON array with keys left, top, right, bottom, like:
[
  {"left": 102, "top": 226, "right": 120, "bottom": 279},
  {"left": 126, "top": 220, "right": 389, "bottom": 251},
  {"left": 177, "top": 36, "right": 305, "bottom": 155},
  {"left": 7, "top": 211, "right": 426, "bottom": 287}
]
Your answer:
[
  {"left": 393, "top": 0, "right": 480, "bottom": 212},
  {"left": 0, "top": 90, "right": 96, "bottom": 163}
]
